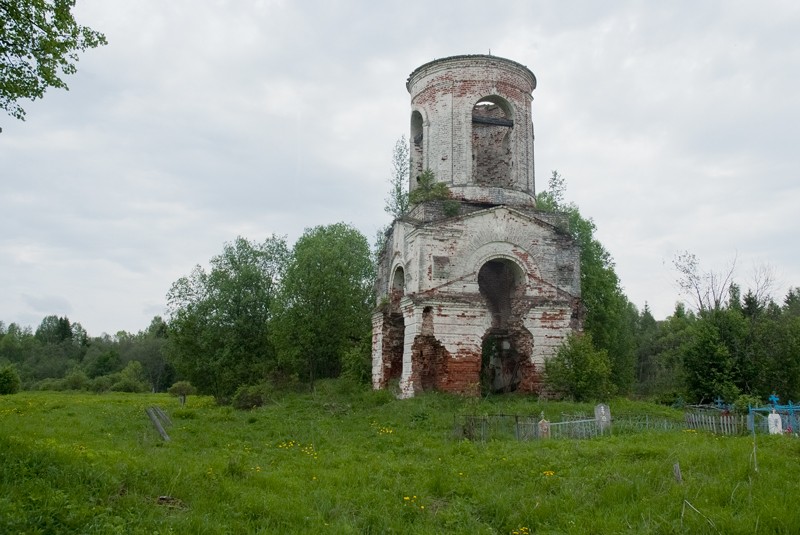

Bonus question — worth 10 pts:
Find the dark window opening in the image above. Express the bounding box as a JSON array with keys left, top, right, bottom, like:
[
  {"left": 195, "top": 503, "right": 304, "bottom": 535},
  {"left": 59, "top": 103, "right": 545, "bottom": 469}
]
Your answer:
[{"left": 472, "top": 97, "right": 513, "bottom": 187}]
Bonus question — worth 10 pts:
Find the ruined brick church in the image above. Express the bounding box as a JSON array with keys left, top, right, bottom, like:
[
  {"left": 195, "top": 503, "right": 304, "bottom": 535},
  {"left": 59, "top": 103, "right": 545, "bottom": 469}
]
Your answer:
[{"left": 371, "top": 55, "right": 582, "bottom": 397}]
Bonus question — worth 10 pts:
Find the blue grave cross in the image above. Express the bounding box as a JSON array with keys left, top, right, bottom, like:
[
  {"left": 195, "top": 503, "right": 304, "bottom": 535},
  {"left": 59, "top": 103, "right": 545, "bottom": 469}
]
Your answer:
[{"left": 769, "top": 393, "right": 780, "bottom": 406}]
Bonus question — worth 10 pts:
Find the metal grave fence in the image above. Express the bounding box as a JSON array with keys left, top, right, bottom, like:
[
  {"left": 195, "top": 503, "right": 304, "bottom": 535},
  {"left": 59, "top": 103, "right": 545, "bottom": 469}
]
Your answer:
[
  {"left": 456, "top": 413, "right": 683, "bottom": 442},
  {"left": 684, "top": 413, "right": 746, "bottom": 435},
  {"left": 748, "top": 400, "right": 800, "bottom": 435},
  {"left": 456, "top": 405, "right": 800, "bottom": 443}
]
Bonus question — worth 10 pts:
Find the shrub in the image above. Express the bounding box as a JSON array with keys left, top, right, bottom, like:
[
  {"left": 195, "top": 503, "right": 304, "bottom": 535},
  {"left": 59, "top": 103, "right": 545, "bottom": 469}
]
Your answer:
[
  {"left": 544, "top": 333, "right": 616, "bottom": 402},
  {"left": 36, "top": 377, "right": 65, "bottom": 391},
  {"left": 341, "top": 343, "right": 372, "bottom": 385},
  {"left": 89, "top": 375, "right": 113, "bottom": 393},
  {"left": 111, "top": 378, "right": 148, "bottom": 393},
  {"left": 409, "top": 169, "right": 451, "bottom": 204},
  {"left": 62, "top": 370, "right": 90, "bottom": 391},
  {"left": 0, "top": 365, "right": 21, "bottom": 394},
  {"left": 232, "top": 384, "right": 267, "bottom": 410},
  {"left": 733, "top": 394, "right": 763, "bottom": 414},
  {"left": 110, "top": 361, "right": 149, "bottom": 393},
  {"left": 168, "top": 380, "right": 197, "bottom": 406}
]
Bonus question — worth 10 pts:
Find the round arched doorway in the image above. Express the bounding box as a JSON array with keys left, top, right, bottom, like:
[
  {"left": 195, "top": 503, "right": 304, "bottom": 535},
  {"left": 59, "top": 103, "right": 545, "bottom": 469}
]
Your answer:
[{"left": 477, "top": 258, "right": 531, "bottom": 394}]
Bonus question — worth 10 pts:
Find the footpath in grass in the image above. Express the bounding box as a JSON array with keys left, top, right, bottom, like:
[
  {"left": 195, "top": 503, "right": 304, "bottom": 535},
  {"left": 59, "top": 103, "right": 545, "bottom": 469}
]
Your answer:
[{"left": 2, "top": 383, "right": 800, "bottom": 534}]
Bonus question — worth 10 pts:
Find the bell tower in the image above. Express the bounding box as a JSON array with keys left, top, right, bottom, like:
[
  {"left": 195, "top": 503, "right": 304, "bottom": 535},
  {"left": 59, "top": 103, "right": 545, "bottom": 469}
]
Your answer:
[
  {"left": 407, "top": 55, "right": 537, "bottom": 206},
  {"left": 372, "top": 55, "right": 581, "bottom": 398}
]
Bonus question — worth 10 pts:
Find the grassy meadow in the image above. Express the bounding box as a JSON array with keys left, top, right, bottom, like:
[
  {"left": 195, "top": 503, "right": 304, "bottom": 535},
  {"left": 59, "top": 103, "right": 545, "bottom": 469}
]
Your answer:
[{"left": 2, "top": 383, "right": 800, "bottom": 534}]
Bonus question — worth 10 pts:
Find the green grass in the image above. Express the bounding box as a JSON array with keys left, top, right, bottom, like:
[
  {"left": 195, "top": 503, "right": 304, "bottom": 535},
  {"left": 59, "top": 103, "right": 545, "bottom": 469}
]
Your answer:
[{"left": 2, "top": 383, "right": 799, "bottom": 534}]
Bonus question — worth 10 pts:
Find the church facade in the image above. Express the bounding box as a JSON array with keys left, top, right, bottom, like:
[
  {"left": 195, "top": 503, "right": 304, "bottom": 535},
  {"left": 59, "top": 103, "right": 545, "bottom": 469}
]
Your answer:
[{"left": 372, "top": 55, "right": 582, "bottom": 397}]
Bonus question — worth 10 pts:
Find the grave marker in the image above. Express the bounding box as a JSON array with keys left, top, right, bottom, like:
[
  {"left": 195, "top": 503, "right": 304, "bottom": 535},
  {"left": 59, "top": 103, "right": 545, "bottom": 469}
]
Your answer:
[
  {"left": 768, "top": 409, "right": 783, "bottom": 435},
  {"left": 595, "top": 403, "right": 611, "bottom": 432}
]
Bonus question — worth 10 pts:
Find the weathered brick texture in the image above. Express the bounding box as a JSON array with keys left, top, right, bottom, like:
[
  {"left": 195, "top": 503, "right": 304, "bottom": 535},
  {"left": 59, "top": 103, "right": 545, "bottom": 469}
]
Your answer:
[
  {"left": 372, "top": 55, "right": 582, "bottom": 397},
  {"left": 406, "top": 55, "right": 537, "bottom": 207}
]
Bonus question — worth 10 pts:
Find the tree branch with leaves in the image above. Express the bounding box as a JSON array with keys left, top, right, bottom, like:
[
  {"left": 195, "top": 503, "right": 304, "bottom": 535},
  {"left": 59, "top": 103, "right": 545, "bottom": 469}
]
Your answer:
[{"left": 1, "top": 0, "right": 107, "bottom": 121}]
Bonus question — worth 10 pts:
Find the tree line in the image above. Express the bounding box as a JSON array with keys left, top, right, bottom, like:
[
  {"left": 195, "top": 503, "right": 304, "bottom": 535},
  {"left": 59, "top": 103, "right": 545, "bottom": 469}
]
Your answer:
[
  {"left": 0, "top": 223, "right": 374, "bottom": 404},
  {"left": 0, "top": 315, "right": 170, "bottom": 394},
  {"left": 3, "top": 167, "right": 800, "bottom": 406}
]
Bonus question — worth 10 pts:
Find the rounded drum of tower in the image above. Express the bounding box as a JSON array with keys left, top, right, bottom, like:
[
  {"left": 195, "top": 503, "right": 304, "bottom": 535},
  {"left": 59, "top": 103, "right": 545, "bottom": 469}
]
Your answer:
[{"left": 406, "top": 55, "right": 537, "bottom": 206}]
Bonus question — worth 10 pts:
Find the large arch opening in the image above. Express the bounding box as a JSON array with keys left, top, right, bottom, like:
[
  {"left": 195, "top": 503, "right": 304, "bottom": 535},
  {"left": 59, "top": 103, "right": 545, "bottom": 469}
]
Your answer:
[
  {"left": 478, "top": 258, "right": 529, "bottom": 394},
  {"left": 478, "top": 258, "right": 522, "bottom": 330},
  {"left": 472, "top": 96, "right": 513, "bottom": 187},
  {"left": 381, "top": 266, "right": 406, "bottom": 384}
]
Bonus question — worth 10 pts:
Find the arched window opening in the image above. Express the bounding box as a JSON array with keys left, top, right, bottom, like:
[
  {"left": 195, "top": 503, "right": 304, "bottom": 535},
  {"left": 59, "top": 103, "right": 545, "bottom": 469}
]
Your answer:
[
  {"left": 410, "top": 111, "right": 424, "bottom": 183},
  {"left": 478, "top": 258, "right": 522, "bottom": 330},
  {"left": 472, "top": 96, "right": 513, "bottom": 187},
  {"left": 389, "top": 266, "right": 405, "bottom": 310},
  {"left": 392, "top": 267, "right": 405, "bottom": 293}
]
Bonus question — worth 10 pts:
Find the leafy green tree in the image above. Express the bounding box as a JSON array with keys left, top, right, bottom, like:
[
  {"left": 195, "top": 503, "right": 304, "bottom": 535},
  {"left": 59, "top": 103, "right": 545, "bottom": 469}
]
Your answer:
[
  {"left": 1, "top": 0, "right": 107, "bottom": 121},
  {"left": 666, "top": 254, "right": 790, "bottom": 402},
  {"left": 166, "top": 236, "right": 288, "bottom": 400},
  {"left": 20, "top": 315, "right": 86, "bottom": 384},
  {"left": 682, "top": 311, "right": 741, "bottom": 403},
  {"left": 0, "top": 364, "right": 21, "bottom": 394},
  {"left": 634, "top": 304, "right": 659, "bottom": 387},
  {"left": 272, "top": 223, "right": 374, "bottom": 387},
  {"left": 385, "top": 135, "right": 410, "bottom": 218},
  {"left": 61, "top": 368, "right": 89, "bottom": 390},
  {"left": 341, "top": 334, "right": 373, "bottom": 385},
  {"left": 0, "top": 323, "right": 35, "bottom": 364},
  {"left": 750, "top": 312, "right": 800, "bottom": 400},
  {"left": 34, "top": 315, "right": 72, "bottom": 344},
  {"left": 544, "top": 333, "right": 615, "bottom": 402},
  {"left": 783, "top": 287, "right": 800, "bottom": 317},
  {"left": 536, "top": 170, "right": 637, "bottom": 394},
  {"left": 119, "top": 317, "right": 172, "bottom": 392},
  {"left": 168, "top": 380, "right": 196, "bottom": 406},
  {"left": 111, "top": 360, "right": 148, "bottom": 392},
  {"left": 635, "top": 303, "right": 694, "bottom": 400}
]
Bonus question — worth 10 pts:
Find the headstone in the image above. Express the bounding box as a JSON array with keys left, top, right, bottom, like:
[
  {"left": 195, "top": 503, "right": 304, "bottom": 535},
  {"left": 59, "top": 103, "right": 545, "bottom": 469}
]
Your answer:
[
  {"left": 538, "top": 419, "right": 550, "bottom": 439},
  {"left": 595, "top": 403, "right": 611, "bottom": 432},
  {"left": 768, "top": 409, "right": 783, "bottom": 435}
]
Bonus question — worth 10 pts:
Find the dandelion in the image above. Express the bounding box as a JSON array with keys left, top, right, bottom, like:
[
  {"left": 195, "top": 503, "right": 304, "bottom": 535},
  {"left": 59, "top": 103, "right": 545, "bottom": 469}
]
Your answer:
[
  {"left": 542, "top": 470, "right": 555, "bottom": 477},
  {"left": 402, "top": 495, "right": 425, "bottom": 510}
]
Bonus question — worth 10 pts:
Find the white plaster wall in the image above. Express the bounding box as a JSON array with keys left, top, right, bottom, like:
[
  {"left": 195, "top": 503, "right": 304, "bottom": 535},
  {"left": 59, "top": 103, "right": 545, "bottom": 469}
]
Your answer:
[{"left": 406, "top": 55, "right": 536, "bottom": 202}]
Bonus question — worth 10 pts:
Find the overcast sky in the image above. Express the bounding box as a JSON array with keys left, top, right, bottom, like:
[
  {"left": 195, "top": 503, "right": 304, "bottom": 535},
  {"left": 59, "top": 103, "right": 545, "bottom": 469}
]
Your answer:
[{"left": 2, "top": 0, "right": 799, "bottom": 336}]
